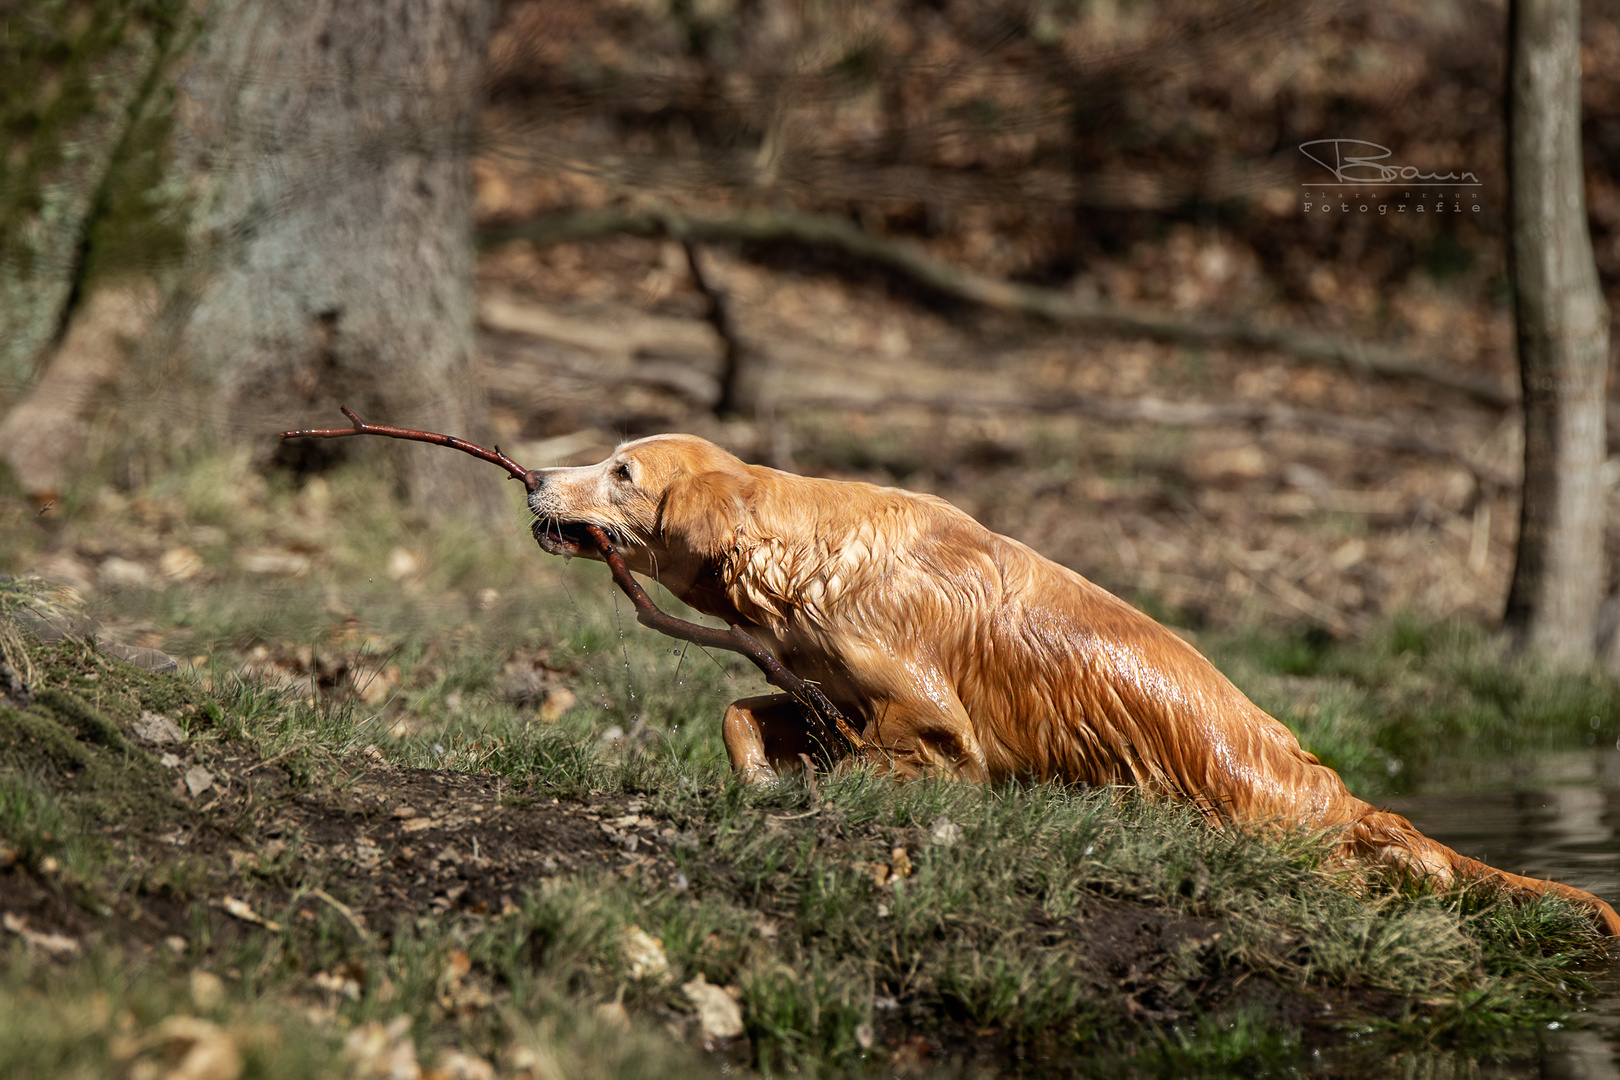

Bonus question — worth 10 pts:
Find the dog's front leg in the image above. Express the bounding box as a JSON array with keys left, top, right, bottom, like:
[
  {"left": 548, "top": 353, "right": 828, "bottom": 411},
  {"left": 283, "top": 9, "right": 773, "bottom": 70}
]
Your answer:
[
  {"left": 863, "top": 690, "right": 989, "bottom": 783},
  {"left": 721, "top": 694, "right": 832, "bottom": 785}
]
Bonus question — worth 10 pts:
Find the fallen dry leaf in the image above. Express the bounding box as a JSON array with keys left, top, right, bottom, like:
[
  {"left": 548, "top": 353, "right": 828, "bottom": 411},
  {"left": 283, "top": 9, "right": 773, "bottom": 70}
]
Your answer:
[
  {"left": 431, "top": 1050, "right": 496, "bottom": 1080},
  {"left": 221, "top": 897, "right": 282, "bottom": 933},
  {"left": 681, "top": 973, "right": 745, "bottom": 1041},
  {"left": 594, "top": 1000, "right": 630, "bottom": 1030},
  {"left": 239, "top": 549, "right": 312, "bottom": 578},
  {"left": 344, "top": 1017, "right": 420, "bottom": 1080},
  {"left": 190, "top": 970, "right": 226, "bottom": 1011},
  {"left": 313, "top": 970, "right": 362, "bottom": 1001},
  {"left": 621, "top": 924, "right": 669, "bottom": 983},
  {"left": 160, "top": 546, "right": 205, "bottom": 582},
  {"left": 2, "top": 911, "right": 80, "bottom": 956},
  {"left": 387, "top": 547, "right": 421, "bottom": 580},
  {"left": 152, "top": 1016, "right": 242, "bottom": 1080}
]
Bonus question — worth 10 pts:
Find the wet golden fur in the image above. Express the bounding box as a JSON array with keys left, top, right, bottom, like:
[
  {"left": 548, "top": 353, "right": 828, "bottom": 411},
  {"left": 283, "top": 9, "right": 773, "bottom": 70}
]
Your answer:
[{"left": 529, "top": 433, "right": 1620, "bottom": 936}]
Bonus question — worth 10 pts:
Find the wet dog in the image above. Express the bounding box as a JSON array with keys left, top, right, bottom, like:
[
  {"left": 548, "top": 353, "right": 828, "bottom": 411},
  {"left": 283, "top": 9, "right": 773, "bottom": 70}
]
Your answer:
[{"left": 529, "top": 433, "right": 1620, "bottom": 936}]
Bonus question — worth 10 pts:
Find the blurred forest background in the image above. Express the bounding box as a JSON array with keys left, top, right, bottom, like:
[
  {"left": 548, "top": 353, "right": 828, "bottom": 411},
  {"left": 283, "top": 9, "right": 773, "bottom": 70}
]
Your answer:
[{"left": 5, "top": 0, "right": 1620, "bottom": 647}]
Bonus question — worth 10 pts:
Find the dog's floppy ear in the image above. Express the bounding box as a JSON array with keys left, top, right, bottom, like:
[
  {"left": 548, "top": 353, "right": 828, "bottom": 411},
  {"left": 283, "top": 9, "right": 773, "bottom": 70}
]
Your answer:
[{"left": 658, "top": 469, "right": 754, "bottom": 561}]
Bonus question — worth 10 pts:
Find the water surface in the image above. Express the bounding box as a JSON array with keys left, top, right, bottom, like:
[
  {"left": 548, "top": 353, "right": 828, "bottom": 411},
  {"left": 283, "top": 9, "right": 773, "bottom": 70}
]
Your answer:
[{"left": 1385, "top": 748, "right": 1620, "bottom": 1078}]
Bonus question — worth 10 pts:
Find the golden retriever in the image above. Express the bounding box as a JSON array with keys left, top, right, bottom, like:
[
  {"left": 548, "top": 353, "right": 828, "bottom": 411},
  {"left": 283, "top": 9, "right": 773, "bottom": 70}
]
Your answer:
[{"left": 529, "top": 433, "right": 1620, "bottom": 936}]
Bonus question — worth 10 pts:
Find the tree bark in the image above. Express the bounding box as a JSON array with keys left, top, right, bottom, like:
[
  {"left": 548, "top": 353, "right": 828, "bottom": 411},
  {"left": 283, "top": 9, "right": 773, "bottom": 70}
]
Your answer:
[
  {"left": 0, "top": 2, "right": 178, "bottom": 392},
  {"left": 1500, "top": 0, "right": 1611, "bottom": 664},
  {"left": 171, "top": 0, "right": 502, "bottom": 518}
]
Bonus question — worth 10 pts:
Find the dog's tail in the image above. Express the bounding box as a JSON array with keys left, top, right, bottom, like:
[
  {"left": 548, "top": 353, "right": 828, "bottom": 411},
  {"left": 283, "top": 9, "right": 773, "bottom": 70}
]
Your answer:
[{"left": 1344, "top": 809, "right": 1620, "bottom": 938}]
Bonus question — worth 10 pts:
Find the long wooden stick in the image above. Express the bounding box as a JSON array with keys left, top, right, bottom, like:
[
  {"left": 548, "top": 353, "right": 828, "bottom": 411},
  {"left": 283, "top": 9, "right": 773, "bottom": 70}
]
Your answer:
[
  {"left": 281, "top": 406, "right": 539, "bottom": 490},
  {"left": 279, "top": 408, "right": 866, "bottom": 753}
]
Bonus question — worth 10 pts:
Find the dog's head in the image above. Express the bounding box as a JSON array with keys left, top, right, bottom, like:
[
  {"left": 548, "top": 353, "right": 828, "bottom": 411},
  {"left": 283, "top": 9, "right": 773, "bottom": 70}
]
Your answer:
[{"left": 527, "top": 434, "right": 755, "bottom": 575}]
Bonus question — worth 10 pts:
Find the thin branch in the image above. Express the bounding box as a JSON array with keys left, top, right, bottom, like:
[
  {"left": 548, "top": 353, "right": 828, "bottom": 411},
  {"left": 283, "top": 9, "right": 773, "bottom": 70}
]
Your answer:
[
  {"left": 280, "top": 408, "right": 866, "bottom": 755},
  {"left": 477, "top": 207, "right": 1517, "bottom": 410},
  {"left": 280, "top": 406, "right": 539, "bottom": 490}
]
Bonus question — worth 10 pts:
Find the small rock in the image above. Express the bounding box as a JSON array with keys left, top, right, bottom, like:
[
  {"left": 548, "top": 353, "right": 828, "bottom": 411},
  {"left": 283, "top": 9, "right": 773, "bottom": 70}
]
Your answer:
[
  {"left": 681, "top": 973, "right": 745, "bottom": 1041},
  {"left": 134, "top": 710, "right": 185, "bottom": 745},
  {"left": 160, "top": 753, "right": 182, "bottom": 768},
  {"left": 185, "top": 765, "right": 215, "bottom": 797},
  {"left": 98, "top": 557, "right": 151, "bottom": 589},
  {"left": 928, "top": 815, "right": 962, "bottom": 847},
  {"left": 100, "top": 641, "right": 180, "bottom": 674}
]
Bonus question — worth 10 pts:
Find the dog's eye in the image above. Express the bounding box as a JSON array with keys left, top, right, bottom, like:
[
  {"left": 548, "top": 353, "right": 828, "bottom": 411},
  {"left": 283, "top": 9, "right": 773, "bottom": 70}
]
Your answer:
[{"left": 612, "top": 463, "right": 633, "bottom": 483}]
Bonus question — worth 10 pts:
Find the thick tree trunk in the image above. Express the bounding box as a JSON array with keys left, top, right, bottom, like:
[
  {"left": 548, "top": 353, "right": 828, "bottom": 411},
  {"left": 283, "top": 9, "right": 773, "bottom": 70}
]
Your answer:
[
  {"left": 171, "top": 0, "right": 502, "bottom": 518},
  {"left": 1501, "top": 0, "right": 1611, "bottom": 664}
]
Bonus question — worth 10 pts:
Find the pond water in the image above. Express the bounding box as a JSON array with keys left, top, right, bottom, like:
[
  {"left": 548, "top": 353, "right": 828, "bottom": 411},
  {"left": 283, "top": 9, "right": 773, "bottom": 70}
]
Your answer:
[{"left": 1383, "top": 748, "right": 1620, "bottom": 1079}]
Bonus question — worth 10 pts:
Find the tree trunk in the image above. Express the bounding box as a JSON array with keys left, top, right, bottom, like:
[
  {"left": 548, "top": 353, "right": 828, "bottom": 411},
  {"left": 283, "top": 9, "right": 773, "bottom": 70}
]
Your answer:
[
  {"left": 1501, "top": 0, "right": 1611, "bottom": 664},
  {"left": 170, "top": 0, "right": 502, "bottom": 518},
  {"left": 0, "top": 2, "right": 178, "bottom": 393}
]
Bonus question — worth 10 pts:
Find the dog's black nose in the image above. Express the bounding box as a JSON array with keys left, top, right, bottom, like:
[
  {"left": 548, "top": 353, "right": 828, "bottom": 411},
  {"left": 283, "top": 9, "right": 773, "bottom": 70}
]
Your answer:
[{"left": 524, "top": 469, "right": 544, "bottom": 493}]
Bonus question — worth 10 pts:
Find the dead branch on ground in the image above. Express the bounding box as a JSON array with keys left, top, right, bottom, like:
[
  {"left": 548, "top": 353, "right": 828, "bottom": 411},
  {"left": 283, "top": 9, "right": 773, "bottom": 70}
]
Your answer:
[
  {"left": 678, "top": 239, "right": 748, "bottom": 417},
  {"left": 795, "top": 390, "right": 1515, "bottom": 494},
  {"left": 279, "top": 408, "right": 866, "bottom": 755},
  {"left": 477, "top": 207, "right": 1517, "bottom": 410}
]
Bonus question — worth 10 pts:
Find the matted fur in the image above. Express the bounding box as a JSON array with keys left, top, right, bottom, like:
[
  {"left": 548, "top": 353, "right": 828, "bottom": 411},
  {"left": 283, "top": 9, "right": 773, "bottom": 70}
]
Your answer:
[{"left": 530, "top": 433, "right": 1620, "bottom": 936}]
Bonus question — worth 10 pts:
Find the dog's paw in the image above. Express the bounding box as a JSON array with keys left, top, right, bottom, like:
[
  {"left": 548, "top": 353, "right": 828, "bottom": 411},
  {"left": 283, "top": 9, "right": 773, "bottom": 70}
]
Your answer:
[{"left": 739, "top": 763, "right": 780, "bottom": 787}]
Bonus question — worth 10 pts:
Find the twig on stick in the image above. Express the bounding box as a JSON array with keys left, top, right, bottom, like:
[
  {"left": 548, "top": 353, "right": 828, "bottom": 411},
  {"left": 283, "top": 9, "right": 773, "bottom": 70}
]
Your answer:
[{"left": 279, "top": 408, "right": 866, "bottom": 755}]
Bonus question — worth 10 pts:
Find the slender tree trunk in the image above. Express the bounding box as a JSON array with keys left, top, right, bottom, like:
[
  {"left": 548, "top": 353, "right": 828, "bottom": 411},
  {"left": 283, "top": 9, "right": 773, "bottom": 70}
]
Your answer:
[
  {"left": 1501, "top": 0, "right": 1611, "bottom": 664},
  {"left": 170, "top": 0, "right": 502, "bottom": 518}
]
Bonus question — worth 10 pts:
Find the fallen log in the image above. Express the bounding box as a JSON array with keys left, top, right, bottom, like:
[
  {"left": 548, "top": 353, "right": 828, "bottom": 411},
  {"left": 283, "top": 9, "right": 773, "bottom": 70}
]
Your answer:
[
  {"left": 477, "top": 206, "right": 1518, "bottom": 410},
  {"left": 279, "top": 408, "right": 866, "bottom": 755}
]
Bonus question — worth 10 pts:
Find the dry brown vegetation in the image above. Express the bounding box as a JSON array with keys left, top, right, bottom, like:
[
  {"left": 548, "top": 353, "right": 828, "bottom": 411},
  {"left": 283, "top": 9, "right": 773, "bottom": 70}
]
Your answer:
[{"left": 458, "top": 0, "right": 1620, "bottom": 644}]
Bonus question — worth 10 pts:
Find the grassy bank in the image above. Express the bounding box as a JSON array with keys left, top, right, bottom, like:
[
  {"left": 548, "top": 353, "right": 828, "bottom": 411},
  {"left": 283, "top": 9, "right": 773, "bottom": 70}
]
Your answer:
[{"left": 2, "top": 455, "right": 1618, "bottom": 1077}]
